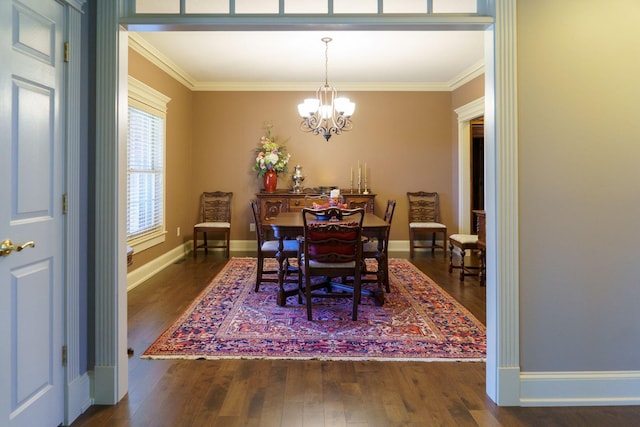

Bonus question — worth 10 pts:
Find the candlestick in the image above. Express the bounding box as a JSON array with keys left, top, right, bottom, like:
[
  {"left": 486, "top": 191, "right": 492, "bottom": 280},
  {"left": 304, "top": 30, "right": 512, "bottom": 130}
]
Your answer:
[
  {"left": 363, "top": 163, "right": 369, "bottom": 194},
  {"left": 350, "top": 167, "right": 354, "bottom": 193}
]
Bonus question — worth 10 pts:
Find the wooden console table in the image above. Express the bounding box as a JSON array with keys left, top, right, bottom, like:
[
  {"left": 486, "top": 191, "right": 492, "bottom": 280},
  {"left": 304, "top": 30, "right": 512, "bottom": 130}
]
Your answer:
[{"left": 256, "top": 189, "right": 375, "bottom": 222}]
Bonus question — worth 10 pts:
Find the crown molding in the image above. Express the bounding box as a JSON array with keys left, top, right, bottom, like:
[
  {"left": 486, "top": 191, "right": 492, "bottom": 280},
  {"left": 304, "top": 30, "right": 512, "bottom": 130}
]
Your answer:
[
  {"left": 128, "top": 32, "right": 483, "bottom": 92},
  {"left": 128, "top": 33, "right": 196, "bottom": 90},
  {"left": 449, "top": 59, "right": 485, "bottom": 90},
  {"left": 190, "top": 81, "right": 452, "bottom": 92}
]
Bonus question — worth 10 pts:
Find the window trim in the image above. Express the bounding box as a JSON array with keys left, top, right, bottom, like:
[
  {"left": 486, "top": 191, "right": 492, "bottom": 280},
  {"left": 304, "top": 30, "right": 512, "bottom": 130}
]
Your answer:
[{"left": 127, "top": 76, "right": 171, "bottom": 253}]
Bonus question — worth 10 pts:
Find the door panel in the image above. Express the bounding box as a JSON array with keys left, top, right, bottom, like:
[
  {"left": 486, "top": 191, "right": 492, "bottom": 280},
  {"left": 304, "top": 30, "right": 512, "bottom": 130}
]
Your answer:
[
  {"left": 14, "top": 260, "right": 52, "bottom": 405},
  {"left": 14, "top": 79, "right": 54, "bottom": 218},
  {"left": 0, "top": 0, "right": 65, "bottom": 426}
]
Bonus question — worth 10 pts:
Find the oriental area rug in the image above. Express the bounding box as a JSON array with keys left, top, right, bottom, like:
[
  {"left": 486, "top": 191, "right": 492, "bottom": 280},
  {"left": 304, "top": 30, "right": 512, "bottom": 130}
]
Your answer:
[{"left": 142, "top": 257, "right": 486, "bottom": 362}]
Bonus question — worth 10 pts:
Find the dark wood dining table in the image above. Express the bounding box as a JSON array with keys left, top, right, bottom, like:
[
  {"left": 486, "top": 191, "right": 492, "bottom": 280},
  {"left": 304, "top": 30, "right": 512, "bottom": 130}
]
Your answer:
[{"left": 267, "top": 211, "right": 390, "bottom": 307}]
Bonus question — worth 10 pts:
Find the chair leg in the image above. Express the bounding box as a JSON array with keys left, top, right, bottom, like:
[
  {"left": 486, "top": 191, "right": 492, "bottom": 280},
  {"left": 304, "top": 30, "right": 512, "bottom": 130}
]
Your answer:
[
  {"left": 203, "top": 232, "right": 208, "bottom": 254},
  {"left": 352, "top": 276, "right": 360, "bottom": 321},
  {"left": 255, "top": 257, "right": 263, "bottom": 292},
  {"left": 441, "top": 230, "right": 447, "bottom": 257},
  {"left": 225, "top": 231, "right": 230, "bottom": 258},
  {"left": 448, "top": 241, "right": 454, "bottom": 273},
  {"left": 409, "top": 231, "right": 415, "bottom": 258},
  {"left": 459, "top": 249, "right": 466, "bottom": 282},
  {"left": 431, "top": 232, "right": 436, "bottom": 254},
  {"left": 306, "top": 274, "right": 313, "bottom": 321},
  {"left": 297, "top": 260, "right": 304, "bottom": 305},
  {"left": 383, "top": 257, "right": 390, "bottom": 293}
]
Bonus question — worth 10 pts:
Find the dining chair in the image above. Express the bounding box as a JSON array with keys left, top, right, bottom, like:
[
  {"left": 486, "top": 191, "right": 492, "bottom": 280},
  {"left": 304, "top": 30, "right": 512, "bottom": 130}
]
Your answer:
[
  {"left": 362, "top": 199, "right": 396, "bottom": 292},
  {"left": 347, "top": 200, "right": 368, "bottom": 211},
  {"left": 448, "top": 233, "right": 481, "bottom": 283},
  {"left": 304, "top": 194, "right": 329, "bottom": 208},
  {"left": 407, "top": 191, "right": 447, "bottom": 258},
  {"left": 299, "top": 207, "right": 365, "bottom": 321},
  {"left": 249, "top": 200, "right": 299, "bottom": 292},
  {"left": 193, "top": 191, "right": 232, "bottom": 258}
]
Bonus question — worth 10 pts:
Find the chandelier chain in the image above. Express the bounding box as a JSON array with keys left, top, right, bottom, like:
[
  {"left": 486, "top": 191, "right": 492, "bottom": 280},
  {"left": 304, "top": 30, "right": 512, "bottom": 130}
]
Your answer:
[{"left": 323, "top": 37, "right": 330, "bottom": 86}]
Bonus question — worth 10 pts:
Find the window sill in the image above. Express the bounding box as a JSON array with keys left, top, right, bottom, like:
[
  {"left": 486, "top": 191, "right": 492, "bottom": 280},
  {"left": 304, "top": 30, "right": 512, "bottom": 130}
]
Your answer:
[{"left": 128, "top": 230, "right": 167, "bottom": 254}]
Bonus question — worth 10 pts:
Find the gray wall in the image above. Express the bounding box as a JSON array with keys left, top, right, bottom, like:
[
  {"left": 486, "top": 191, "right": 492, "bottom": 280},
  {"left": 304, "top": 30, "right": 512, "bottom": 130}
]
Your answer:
[{"left": 518, "top": 0, "right": 640, "bottom": 371}]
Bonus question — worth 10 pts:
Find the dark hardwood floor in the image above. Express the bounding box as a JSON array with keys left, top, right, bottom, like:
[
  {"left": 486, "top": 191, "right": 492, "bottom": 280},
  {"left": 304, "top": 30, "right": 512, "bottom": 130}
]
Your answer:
[{"left": 71, "top": 250, "right": 640, "bottom": 427}]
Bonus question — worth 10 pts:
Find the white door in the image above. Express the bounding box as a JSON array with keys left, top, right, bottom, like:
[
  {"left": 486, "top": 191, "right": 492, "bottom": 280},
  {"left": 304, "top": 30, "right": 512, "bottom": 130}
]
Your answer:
[{"left": 0, "top": 0, "right": 66, "bottom": 426}]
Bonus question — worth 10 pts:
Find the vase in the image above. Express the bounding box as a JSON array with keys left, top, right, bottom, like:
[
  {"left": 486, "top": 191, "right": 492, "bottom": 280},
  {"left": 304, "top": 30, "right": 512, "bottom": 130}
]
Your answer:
[{"left": 263, "top": 170, "right": 277, "bottom": 193}]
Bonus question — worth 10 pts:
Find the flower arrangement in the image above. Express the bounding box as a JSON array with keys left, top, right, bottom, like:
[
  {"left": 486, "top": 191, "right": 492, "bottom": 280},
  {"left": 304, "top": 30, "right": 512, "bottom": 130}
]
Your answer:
[{"left": 252, "top": 125, "right": 291, "bottom": 178}]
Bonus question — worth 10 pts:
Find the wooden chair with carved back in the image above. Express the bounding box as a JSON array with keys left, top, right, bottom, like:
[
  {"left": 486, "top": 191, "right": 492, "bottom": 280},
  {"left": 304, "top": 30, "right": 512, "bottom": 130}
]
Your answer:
[
  {"left": 299, "top": 207, "right": 365, "bottom": 321},
  {"left": 249, "top": 199, "right": 299, "bottom": 292},
  {"left": 193, "top": 191, "right": 232, "bottom": 258},
  {"left": 407, "top": 191, "right": 447, "bottom": 258},
  {"left": 362, "top": 199, "right": 396, "bottom": 292}
]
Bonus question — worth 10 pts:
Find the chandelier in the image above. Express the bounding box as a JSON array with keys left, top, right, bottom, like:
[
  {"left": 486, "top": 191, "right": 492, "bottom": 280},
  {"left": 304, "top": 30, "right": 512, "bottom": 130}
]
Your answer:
[{"left": 298, "top": 37, "right": 355, "bottom": 141}]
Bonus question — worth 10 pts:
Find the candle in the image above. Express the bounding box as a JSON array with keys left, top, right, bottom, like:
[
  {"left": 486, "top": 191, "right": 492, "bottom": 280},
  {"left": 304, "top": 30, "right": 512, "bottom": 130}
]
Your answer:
[
  {"left": 350, "top": 167, "right": 353, "bottom": 183},
  {"left": 364, "top": 163, "right": 367, "bottom": 181}
]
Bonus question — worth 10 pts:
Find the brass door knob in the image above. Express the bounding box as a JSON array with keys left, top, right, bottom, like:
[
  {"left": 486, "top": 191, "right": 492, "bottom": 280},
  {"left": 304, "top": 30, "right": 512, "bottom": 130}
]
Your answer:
[{"left": 1, "top": 239, "right": 35, "bottom": 257}]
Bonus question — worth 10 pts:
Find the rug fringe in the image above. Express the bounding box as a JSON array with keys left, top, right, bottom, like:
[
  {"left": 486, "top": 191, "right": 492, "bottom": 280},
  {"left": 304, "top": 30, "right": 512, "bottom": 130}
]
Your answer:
[{"left": 140, "top": 354, "right": 486, "bottom": 363}]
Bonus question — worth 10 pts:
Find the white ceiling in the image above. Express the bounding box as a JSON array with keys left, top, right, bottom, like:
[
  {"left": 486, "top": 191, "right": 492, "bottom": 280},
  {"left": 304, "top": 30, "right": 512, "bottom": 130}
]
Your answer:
[{"left": 131, "top": 30, "right": 485, "bottom": 90}]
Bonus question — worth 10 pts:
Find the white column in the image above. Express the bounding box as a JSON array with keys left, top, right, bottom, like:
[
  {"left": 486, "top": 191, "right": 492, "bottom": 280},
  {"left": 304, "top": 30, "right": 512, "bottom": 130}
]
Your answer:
[
  {"left": 485, "top": 0, "right": 521, "bottom": 406},
  {"left": 94, "top": 0, "right": 128, "bottom": 404}
]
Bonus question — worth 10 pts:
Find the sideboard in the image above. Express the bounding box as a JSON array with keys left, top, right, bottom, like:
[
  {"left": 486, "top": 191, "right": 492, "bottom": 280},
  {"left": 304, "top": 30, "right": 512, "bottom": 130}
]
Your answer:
[{"left": 256, "top": 190, "right": 376, "bottom": 222}]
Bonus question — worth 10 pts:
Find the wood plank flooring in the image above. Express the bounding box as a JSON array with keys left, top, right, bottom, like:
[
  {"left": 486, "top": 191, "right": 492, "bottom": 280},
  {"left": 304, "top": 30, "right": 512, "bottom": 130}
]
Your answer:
[{"left": 71, "top": 250, "right": 640, "bottom": 427}]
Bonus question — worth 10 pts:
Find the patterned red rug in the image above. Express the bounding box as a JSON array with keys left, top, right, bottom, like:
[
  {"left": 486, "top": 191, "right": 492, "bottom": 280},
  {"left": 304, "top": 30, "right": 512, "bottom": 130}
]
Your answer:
[{"left": 142, "top": 257, "right": 486, "bottom": 361}]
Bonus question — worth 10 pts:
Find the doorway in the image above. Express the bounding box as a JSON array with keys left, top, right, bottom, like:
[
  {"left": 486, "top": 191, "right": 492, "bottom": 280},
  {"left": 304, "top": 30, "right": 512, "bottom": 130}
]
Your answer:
[
  {"left": 96, "top": 2, "right": 524, "bottom": 407},
  {"left": 470, "top": 117, "right": 484, "bottom": 231}
]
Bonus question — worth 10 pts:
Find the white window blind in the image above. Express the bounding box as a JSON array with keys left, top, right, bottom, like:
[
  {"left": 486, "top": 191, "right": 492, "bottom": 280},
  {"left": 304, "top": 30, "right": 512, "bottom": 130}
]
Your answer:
[
  {"left": 127, "top": 77, "right": 171, "bottom": 252},
  {"left": 127, "top": 106, "right": 164, "bottom": 240}
]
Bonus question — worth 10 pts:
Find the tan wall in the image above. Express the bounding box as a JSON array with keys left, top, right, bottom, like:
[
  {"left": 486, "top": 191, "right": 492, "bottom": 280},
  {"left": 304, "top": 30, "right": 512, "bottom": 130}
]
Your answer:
[
  {"left": 191, "top": 90, "right": 457, "bottom": 242},
  {"left": 127, "top": 50, "right": 194, "bottom": 270},
  {"left": 128, "top": 47, "right": 484, "bottom": 268}
]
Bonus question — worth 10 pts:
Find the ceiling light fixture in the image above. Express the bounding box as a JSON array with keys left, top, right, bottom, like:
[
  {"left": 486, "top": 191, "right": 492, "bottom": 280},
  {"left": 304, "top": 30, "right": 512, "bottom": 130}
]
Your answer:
[{"left": 298, "top": 37, "right": 355, "bottom": 141}]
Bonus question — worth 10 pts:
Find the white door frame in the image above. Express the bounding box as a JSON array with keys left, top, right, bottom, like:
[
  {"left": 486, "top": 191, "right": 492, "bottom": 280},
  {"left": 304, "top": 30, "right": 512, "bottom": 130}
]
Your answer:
[
  {"left": 456, "top": 97, "right": 485, "bottom": 235},
  {"left": 64, "top": 0, "right": 92, "bottom": 423},
  {"left": 93, "top": 0, "right": 521, "bottom": 406}
]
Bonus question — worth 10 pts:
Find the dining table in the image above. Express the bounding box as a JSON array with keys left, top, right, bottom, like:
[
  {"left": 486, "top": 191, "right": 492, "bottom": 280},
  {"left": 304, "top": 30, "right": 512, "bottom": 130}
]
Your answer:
[{"left": 267, "top": 211, "right": 390, "bottom": 307}]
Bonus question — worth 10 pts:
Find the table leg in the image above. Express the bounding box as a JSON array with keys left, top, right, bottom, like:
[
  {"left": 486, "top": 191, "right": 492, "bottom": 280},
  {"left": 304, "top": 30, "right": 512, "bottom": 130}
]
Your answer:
[{"left": 377, "top": 237, "right": 389, "bottom": 295}]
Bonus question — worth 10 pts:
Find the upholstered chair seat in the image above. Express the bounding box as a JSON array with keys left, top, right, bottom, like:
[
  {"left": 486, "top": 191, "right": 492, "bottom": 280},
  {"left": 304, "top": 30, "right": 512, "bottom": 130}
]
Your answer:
[{"left": 448, "top": 233, "right": 481, "bottom": 282}]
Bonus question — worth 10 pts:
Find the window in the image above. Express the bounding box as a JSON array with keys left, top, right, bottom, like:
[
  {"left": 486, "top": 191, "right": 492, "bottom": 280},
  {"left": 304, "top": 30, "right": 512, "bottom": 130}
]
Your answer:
[
  {"left": 127, "top": 77, "right": 171, "bottom": 252},
  {"left": 136, "top": 0, "right": 480, "bottom": 15}
]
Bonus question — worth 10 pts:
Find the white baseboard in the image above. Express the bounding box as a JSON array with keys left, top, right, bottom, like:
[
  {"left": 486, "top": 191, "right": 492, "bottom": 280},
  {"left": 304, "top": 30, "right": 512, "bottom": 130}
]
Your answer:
[
  {"left": 388, "top": 240, "right": 443, "bottom": 253},
  {"left": 92, "top": 365, "right": 117, "bottom": 405},
  {"left": 127, "top": 242, "right": 191, "bottom": 291},
  {"left": 230, "top": 240, "right": 258, "bottom": 252},
  {"left": 520, "top": 370, "right": 640, "bottom": 406}
]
